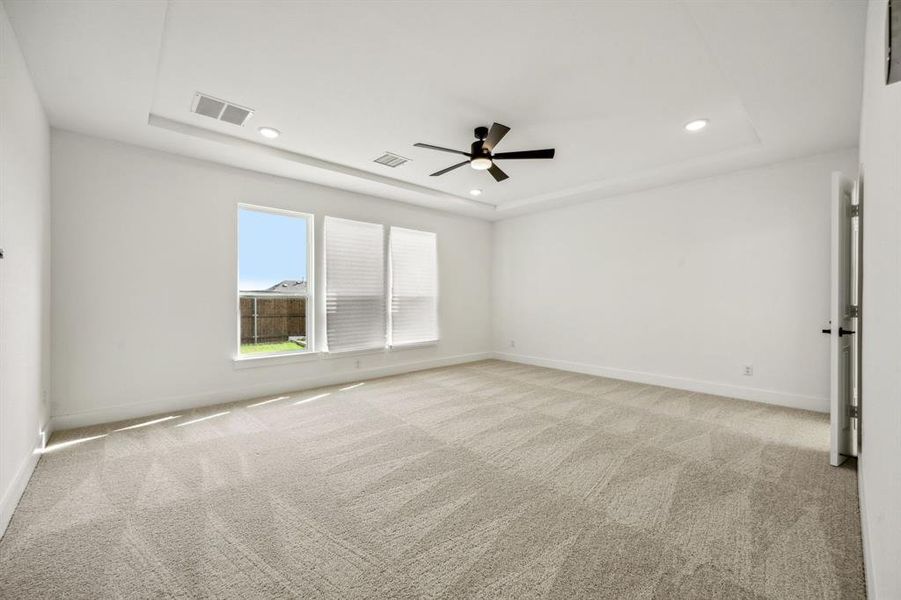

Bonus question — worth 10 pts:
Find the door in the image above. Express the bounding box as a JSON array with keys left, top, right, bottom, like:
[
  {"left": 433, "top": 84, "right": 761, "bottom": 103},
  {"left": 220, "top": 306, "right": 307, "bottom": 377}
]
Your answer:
[{"left": 829, "top": 172, "right": 856, "bottom": 466}]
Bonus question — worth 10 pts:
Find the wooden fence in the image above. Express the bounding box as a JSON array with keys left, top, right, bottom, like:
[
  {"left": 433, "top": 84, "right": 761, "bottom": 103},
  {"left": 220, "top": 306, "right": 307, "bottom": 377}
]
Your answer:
[{"left": 240, "top": 295, "right": 306, "bottom": 344}]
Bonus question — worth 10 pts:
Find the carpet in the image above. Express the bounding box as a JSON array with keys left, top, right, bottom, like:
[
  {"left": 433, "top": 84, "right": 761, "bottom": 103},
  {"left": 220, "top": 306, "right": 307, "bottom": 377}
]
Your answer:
[{"left": 0, "top": 360, "right": 865, "bottom": 599}]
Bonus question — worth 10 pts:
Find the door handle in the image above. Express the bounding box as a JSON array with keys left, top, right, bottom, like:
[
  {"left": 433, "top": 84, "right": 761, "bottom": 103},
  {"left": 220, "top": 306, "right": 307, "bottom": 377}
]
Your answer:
[
  {"left": 839, "top": 327, "right": 855, "bottom": 337},
  {"left": 821, "top": 328, "right": 832, "bottom": 334}
]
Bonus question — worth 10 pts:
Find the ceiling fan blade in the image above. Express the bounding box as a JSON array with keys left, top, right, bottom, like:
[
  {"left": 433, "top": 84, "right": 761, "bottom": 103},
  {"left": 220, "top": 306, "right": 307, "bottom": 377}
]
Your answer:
[
  {"left": 430, "top": 161, "right": 470, "bottom": 176},
  {"left": 414, "top": 143, "right": 471, "bottom": 157},
  {"left": 492, "top": 148, "right": 556, "bottom": 160},
  {"left": 482, "top": 123, "right": 511, "bottom": 152},
  {"left": 488, "top": 163, "right": 509, "bottom": 182}
]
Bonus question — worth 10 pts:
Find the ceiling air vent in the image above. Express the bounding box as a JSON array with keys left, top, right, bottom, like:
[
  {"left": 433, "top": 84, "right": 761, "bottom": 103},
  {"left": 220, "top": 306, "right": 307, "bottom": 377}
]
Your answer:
[
  {"left": 191, "top": 92, "right": 254, "bottom": 126},
  {"left": 373, "top": 152, "right": 411, "bottom": 168}
]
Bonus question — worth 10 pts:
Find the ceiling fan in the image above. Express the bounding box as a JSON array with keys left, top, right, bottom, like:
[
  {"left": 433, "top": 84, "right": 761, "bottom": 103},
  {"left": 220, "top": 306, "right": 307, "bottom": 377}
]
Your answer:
[{"left": 414, "top": 123, "right": 555, "bottom": 182}]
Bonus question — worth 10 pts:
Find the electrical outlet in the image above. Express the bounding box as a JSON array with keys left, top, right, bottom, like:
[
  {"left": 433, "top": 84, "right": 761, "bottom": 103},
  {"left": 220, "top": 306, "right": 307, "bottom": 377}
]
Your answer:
[
  {"left": 743, "top": 364, "right": 754, "bottom": 376},
  {"left": 509, "top": 340, "right": 516, "bottom": 348},
  {"left": 355, "top": 359, "right": 361, "bottom": 369}
]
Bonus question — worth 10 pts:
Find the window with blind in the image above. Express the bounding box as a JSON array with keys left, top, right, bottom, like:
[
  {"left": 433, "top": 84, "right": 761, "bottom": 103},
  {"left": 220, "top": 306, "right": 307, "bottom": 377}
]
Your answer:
[
  {"left": 324, "top": 217, "right": 386, "bottom": 352},
  {"left": 389, "top": 227, "right": 438, "bottom": 346}
]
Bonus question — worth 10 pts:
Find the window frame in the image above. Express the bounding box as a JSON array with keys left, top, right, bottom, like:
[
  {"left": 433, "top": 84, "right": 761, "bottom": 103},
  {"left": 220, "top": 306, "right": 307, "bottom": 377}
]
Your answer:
[{"left": 235, "top": 203, "right": 315, "bottom": 361}]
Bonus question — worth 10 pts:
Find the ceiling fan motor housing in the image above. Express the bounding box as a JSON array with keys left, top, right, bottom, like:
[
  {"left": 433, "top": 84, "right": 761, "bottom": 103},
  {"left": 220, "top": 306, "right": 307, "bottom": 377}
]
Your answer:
[
  {"left": 474, "top": 126, "right": 489, "bottom": 141},
  {"left": 471, "top": 140, "right": 490, "bottom": 158}
]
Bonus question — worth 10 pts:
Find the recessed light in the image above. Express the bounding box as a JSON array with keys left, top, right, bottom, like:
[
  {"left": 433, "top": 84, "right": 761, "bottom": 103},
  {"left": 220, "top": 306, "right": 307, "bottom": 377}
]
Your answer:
[
  {"left": 684, "top": 119, "right": 708, "bottom": 132},
  {"left": 469, "top": 189, "right": 483, "bottom": 197},
  {"left": 258, "top": 126, "right": 280, "bottom": 139}
]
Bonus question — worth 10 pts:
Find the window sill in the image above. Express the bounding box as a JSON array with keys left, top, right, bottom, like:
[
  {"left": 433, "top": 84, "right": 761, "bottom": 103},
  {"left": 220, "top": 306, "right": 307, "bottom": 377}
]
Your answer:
[
  {"left": 232, "top": 350, "right": 321, "bottom": 369},
  {"left": 321, "top": 347, "right": 390, "bottom": 360},
  {"left": 322, "top": 341, "right": 439, "bottom": 358},
  {"left": 390, "top": 340, "right": 439, "bottom": 350},
  {"left": 232, "top": 340, "right": 440, "bottom": 368}
]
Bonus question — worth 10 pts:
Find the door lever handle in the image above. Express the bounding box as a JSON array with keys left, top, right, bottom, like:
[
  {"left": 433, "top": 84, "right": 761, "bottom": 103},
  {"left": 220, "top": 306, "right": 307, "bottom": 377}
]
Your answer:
[{"left": 823, "top": 327, "right": 855, "bottom": 336}]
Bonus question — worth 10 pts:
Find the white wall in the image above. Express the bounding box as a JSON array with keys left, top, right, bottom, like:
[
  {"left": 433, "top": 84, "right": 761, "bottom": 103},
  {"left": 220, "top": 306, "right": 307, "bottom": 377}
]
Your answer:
[
  {"left": 50, "top": 130, "right": 492, "bottom": 428},
  {"left": 857, "top": 2, "right": 901, "bottom": 597},
  {"left": 494, "top": 149, "right": 858, "bottom": 411},
  {"left": 0, "top": 4, "right": 51, "bottom": 535}
]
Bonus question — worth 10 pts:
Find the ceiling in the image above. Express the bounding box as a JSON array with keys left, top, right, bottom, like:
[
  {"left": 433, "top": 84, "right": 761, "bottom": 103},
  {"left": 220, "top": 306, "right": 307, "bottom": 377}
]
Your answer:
[{"left": 4, "top": 0, "right": 866, "bottom": 220}]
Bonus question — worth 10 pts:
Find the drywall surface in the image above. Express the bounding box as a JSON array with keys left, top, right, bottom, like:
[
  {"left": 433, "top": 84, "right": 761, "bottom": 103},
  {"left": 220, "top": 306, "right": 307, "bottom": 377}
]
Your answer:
[
  {"left": 50, "top": 131, "right": 492, "bottom": 427},
  {"left": 856, "top": 1, "right": 901, "bottom": 597},
  {"left": 493, "top": 149, "right": 858, "bottom": 411},
  {"left": 0, "top": 3, "right": 51, "bottom": 535}
]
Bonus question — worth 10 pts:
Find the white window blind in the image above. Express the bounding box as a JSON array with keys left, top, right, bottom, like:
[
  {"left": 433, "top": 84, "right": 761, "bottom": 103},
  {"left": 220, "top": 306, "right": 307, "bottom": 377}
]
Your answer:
[
  {"left": 389, "top": 227, "right": 438, "bottom": 346},
  {"left": 324, "top": 217, "right": 385, "bottom": 352}
]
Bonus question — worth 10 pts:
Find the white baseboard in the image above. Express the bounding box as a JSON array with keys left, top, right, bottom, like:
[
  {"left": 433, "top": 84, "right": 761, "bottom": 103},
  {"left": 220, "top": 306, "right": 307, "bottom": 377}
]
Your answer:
[
  {"left": 50, "top": 352, "right": 492, "bottom": 431},
  {"left": 492, "top": 352, "right": 827, "bottom": 413},
  {"left": 0, "top": 439, "right": 43, "bottom": 539}
]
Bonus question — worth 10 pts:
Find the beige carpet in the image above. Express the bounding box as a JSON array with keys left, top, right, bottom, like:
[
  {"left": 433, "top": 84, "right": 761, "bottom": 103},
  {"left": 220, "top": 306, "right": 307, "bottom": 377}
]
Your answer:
[{"left": 0, "top": 360, "right": 865, "bottom": 599}]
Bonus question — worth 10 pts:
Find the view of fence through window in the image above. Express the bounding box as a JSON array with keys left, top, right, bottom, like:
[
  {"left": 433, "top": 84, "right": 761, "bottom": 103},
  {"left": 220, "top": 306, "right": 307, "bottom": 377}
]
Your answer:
[{"left": 238, "top": 206, "right": 311, "bottom": 356}]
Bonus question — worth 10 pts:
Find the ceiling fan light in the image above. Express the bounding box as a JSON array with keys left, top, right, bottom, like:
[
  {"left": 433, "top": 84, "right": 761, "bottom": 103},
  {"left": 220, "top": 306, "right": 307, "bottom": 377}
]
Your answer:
[{"left": 470, "top": 157, "right": 492, "bottom": 170}]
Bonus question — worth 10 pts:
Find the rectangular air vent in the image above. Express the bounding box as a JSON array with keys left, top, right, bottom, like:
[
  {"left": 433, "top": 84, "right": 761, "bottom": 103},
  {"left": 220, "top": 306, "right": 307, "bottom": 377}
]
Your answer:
[
  {"left": 191, "top": 92, "right": 254, "bottom": 126},
  {"left": 373, "top": 152, "right": 411, "bottom": 168}
]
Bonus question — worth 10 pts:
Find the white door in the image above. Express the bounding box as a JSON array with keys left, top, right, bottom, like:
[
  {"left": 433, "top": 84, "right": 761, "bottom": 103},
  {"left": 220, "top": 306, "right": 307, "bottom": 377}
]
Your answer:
[{"left": 829, "top": 172, "right": 855, "bottom": 466}]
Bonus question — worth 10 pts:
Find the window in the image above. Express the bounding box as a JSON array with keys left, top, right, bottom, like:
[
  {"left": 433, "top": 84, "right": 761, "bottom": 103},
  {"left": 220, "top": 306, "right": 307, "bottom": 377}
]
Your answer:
[
  {"left": 389, "top": 227, "right": 438, "bottom": 346},
  {"left": 324, "top": 217, "right": 385, "bottom": 352},
  {"left": 237, "top": 205, "right": 313, "bottom": 356}
]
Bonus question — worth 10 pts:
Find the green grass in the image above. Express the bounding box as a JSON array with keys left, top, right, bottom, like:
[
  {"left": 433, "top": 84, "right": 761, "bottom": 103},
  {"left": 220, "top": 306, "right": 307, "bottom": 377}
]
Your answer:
[{"left": 240, "top": 341, "right": 306, "bottom": 355}]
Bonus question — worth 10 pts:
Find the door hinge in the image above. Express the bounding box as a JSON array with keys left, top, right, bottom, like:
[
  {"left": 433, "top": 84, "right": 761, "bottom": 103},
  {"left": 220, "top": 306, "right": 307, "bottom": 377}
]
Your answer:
[
  {"left": 848, "top": 305, "right": 860, "bottom": 318},
  {"left": 849, "top": 405, "right": 860, "bottom": 419},
  {"left": 849, "top": 204, "right": 861, "bottom": 217}
]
